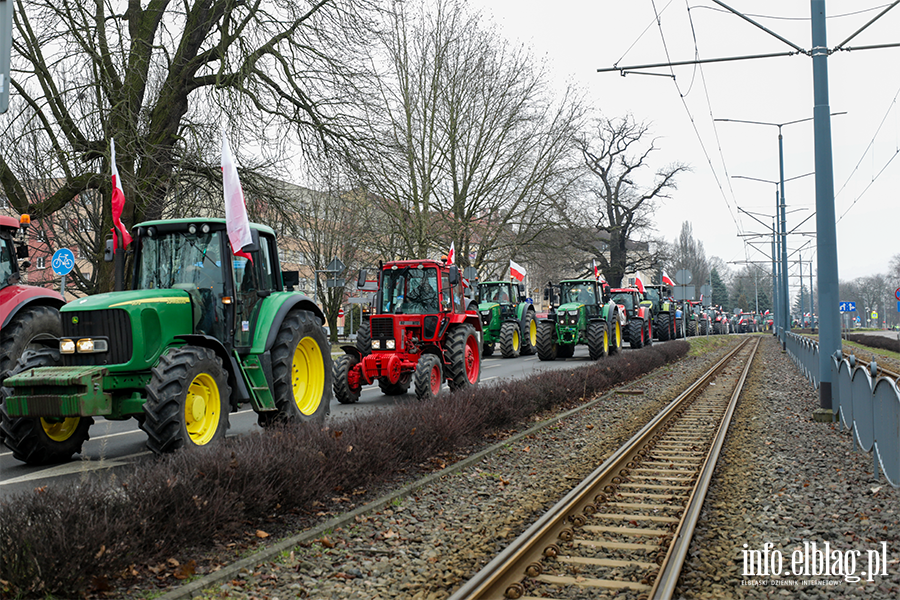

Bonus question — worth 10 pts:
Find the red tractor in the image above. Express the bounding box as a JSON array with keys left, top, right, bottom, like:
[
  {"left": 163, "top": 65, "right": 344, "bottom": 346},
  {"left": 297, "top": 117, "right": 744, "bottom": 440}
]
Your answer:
[
  {"left": 609, "top": 287, "right": 652, "bottom": 349},
  {"left": 334, "top": 259, "right": 482, "bottom": 402},
  {"left": 0, "top": 215, "right": 66, "bottom": 384}
]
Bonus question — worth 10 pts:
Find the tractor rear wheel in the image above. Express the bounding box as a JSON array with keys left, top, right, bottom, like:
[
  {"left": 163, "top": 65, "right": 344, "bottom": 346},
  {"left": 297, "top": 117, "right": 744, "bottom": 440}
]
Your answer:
[
  {"left": 334, "top": 354, "right": 362, "bottom": 404},
  {"left": 356, "top": 320, "right": 372, "bottom": 355},
  {"left": 142, "top": 346, "right": 230, "bottom": 454},
  {"left": 499, "top": 321, "right": 521, "bottom": 358},
  {"left": 587, "top": 322, "right": 608, "bottom": 360},
  {"left": 644, "top": 320, "right": 653, "bottom": 347},
  {"left": 379, "top": 373, "right": 411, "bottom": 396},
  {"left": 0, "top": 305, "right": 61, "bottom": 385},
  {"left": 657, "top": 314, "right": 671, "bottom": 341},
  {"left": 536, "top": 321, "right": 557, "bottom": 361},
  {"left": 446, "top": 325, "right": 480, "bottom": 391},
  {"left": 627, "top": 319, "right": 644, "bottom": 349},
  {"left": 688, "top": 320, "right": 697, "bottom": 337},
  {"left": 414, "top": 354, "right": 443, "bottom": 401},
  {"left": 0, "top": 349, "right": 94, "bottom": 465},
  {"left": 520, "top": 312, "right": 538, "bottom": 355},
  {"left": 261, "top": 310, "right": 330, "bottom": 426},
  {"left": 609, "top": 318, "right": 623, "bottom": 355}
]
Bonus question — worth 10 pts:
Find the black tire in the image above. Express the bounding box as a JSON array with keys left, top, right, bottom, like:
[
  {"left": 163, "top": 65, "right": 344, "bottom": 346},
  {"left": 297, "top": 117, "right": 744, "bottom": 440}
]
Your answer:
[
  {"left": 356, "top": 320, "right": 372, "bottom": 356},
  {"left": 644, "top": 320, "right": 653, "bottom": 347},
  {"left": 482, "top": 342, "right": 495, "bottom": 357},
  {"left": 587, "top": 322, "right": 608, "bottom": 360},
  {"left": 0, "top": 305, "right": 61, "bottom": 385},
  {"left": 688, "top": 320, "right": 697, "bottom": 337},
  {"left": 627, "top": 319, "right": 644, "bottom": 349},
  {"left": 676, "top": 318, "right": 684, "bottom": 339},
  {"left": 0, "top": 348, "right": 94, "bottom": 465},
  {"left": 519, "top": 311, "right": 538, "bottom": 356},
  {"left": 657, "top": 314, "right": 671, "bottom": 341},
  {"left": 499, "top": 321, "right": 521, "bottom": 358},
  {"left": 445, "top": 325, "right": 480, "bottom": 391},
  {"left": 700, "top": 320, "right": 709, "bottom": 335},
  {"left": 536, "top": 321, "right": 557, "bottom": 361},
  {"left": 379, "top": 373, "right": 411, "bottom": 396},
  {"left": 141, "top": 346, "right": 231, "bottom": 454},
  {"left": 609, "top": 318, "right": 623, "bottom": 355},
  {"left": 333, "top": 354, "right": 361, "bottom": 404},
  {"left": 557, "top": 344, "right": 575, "bottom": 358},
  {"left": 414, "top": 354, "right": 442, "bottom": 401},
  {"left": 259, "top": 310, "right": 331, "bottom": 426}
]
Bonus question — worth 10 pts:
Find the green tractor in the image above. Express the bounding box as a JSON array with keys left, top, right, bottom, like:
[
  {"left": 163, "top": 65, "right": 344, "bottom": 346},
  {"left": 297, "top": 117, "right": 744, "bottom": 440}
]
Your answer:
[
  {"left": 640, "top": 284, "right": 677, "bottom": 341},
  {"left": 0, "top": 218, "right": 332, "bottom": 465},
  {"left": 476, "top": 280, "right": 537, "bottom": 358},
  {"left": 536, "top": 279, "right": 622, "bottom": 361}
]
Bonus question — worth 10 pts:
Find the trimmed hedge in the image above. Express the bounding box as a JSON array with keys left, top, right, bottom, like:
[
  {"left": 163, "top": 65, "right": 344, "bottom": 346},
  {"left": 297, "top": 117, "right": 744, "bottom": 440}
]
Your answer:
[
  {"left": 0, "top": 341, "right": 688, "bottom": 598},
  {"left": 845, "top": 333, "right": 900, "bottom": 355}
]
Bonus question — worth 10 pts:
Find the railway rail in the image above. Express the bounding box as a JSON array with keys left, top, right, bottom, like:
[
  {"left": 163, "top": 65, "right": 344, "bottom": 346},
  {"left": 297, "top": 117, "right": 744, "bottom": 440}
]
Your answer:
[{"left": 450, "top": 337, "right": 760, "bottom": 600}]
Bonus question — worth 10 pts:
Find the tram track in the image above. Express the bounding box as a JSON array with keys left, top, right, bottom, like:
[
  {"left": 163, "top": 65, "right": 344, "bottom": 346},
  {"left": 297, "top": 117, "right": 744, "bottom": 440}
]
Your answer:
[{"left": 450, "top": 336, "right": 761, "bottom": 600}]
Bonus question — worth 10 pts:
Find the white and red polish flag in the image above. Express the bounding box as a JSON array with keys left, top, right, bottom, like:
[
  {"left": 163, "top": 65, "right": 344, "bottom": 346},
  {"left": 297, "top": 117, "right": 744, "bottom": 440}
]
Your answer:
[
  {"left": 447, "top": 241, "right": 455, "bottom": 264},
  {"left": 662, "top": 271, "right": 675, "bottom": 286},
  {"left": 510, "top": 260, "right": 526, "bottom": 282},
  {"left": 110, "top": 139, "right": 132, "bottom": 248},
  {"left": 634, "top": 275, "right": 645, "bottom": 294},
  {"left": 222, "top": 131, "right": 253, "bottom": 260}
]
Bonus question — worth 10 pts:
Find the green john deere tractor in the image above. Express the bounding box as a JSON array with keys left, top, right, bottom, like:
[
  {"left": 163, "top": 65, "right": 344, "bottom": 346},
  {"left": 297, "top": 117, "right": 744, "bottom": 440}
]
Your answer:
[
  {"left": 0, "top": 218, "right": 332, "bottom": 465},
  {"left": 476, "top": 280, "right": 537, "bottom": 358},
  {"left": 536, "top": 279, "right": 622, "bottom": 361}
]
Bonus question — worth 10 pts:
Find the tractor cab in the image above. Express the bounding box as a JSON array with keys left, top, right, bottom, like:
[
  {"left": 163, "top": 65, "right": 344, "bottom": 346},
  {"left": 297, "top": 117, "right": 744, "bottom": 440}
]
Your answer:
[{"left": 610, "top": 288, "right": 641, "bottom": 319}]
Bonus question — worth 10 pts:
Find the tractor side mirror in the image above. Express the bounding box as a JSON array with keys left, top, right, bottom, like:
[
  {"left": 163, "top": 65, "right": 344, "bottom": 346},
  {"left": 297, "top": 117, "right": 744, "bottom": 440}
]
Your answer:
[
  {"left": 104, "top": 238, "right": 115, "bottom": 262},
  {"left": 448, "top": 265, "right": 460, "bottom": 286},
  {"left": 282, "top": 270, "right": 299, "bottom": 291},
  {"left": 15, "top": 242, "right": 28, "bottom": 259},
  {"left": 357, "top": 269, "right": 367, "bottom": 289},
  {"left": 517, "top": 283, "right": 526, "bottom": 301}
]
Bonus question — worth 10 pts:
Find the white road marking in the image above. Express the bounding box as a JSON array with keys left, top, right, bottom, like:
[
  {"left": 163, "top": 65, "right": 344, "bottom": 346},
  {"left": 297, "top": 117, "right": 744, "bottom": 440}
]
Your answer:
[{"left": 0, "top": 451, "right": 153, "bottom": 486}]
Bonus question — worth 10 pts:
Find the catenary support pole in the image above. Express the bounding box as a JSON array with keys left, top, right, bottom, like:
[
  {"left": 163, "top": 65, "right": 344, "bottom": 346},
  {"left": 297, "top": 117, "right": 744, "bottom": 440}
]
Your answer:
[
  {"left": 811, "top": 0, "right": 839, "bottom": 410},
  {"left": 778, "top": 130, "right": 789, "bottom": 344}
]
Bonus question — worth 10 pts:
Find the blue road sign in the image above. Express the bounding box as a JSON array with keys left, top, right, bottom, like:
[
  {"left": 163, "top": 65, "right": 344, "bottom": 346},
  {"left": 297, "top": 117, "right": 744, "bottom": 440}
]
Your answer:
[
  {"left": 839, "top": 301, "right": 856, "bottom": 313},
  {"left": 51, "top": 248, "right": 75, "bottom": 276}
]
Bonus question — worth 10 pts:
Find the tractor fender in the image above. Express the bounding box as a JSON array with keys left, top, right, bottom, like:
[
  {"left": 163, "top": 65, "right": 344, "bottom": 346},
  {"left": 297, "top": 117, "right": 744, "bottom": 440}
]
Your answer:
[
  {"left": 1, "top": 285, "right": 65, "bottom": 329},
  {"left": 175, "top": 333, "right": 251, "bottom": 408},
  {"left": 340, "top": 345, "right": 364, "bottom": 362},
  {"left": 256, "top": 292, "right": 325, "bottom": 354},
  {"left": 517, "top": 304, "right": 535, "bottom": 328}
]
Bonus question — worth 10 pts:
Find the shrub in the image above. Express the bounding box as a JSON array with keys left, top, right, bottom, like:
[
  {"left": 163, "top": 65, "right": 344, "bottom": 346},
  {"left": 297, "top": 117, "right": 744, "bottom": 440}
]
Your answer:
[{"left": 0, "top": 341, "right": 688, "bottom": 597}]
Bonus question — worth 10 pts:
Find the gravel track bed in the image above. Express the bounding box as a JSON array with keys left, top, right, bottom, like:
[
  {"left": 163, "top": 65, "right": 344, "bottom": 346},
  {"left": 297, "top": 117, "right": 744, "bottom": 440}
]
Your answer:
[
  {"left": 174, "top": 340, "right": 740, "bottom": 600},
  {"left": 677, "top": 335, "right": 900, "bottom": 599}
]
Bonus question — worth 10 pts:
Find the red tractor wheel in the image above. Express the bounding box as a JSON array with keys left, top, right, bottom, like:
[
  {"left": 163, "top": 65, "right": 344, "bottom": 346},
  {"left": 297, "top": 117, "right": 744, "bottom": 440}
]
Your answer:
[
  {"left": 446, "top": 325, "right": 480, "bottom": 391},
  {"left": 414, "top": 354, "right": 442, "bottom": 401},
  {"left": 333, "top": 354, "right": 362, "bottom": 404}
]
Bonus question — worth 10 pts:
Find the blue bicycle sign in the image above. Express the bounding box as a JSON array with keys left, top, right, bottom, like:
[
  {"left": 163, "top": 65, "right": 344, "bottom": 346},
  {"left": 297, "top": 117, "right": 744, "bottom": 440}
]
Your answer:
[{"left": 51, "top": 248, "right": 75, "bottom": 276}]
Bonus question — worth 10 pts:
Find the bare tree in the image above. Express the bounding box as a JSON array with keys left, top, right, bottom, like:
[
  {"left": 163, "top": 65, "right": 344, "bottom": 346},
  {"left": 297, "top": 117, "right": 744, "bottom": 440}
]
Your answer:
[
  {"left": 0, "top": 0, "right": 374, "bottom": 292},
  {"left": 564, "top": 115, "right": 689, "bottom": 288},
  {"left": 669, "top": 221, "right": 709, "bottom": 293},
  {"left": 351, "top": 0, "right": 584, "bottom": 269}
]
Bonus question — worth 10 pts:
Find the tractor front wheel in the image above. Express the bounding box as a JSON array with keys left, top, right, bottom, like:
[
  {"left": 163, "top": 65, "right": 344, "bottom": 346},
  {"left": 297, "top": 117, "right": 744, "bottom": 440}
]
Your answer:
[
  {"left": 609, "top": 318, "right": 623, "bottom": 355},
  {"left": 0, "top": 349, "right": 93, "bottom": 465},
  {"left": 520, "top": 312, "right": 538, "bottom": 355},
  {"left": 536, "top": 321, "right": 557, "bottom": 361},
  {"left": 446, "top": 325, "right": 480, "bottom": 391},
  {"left": 414, "top": 355, "right": 443, "bottom": 401},
  {"left": 657, "top": 314, "right": 671, "bottom": 341},
  {"left": 0, "top": 305, "right": 62, "bottom": 384},
  {"left": 262, "top": 310, "right": 331, "bottom": 426},
  {"left": 627, "top": 319, "right": 644, "bottom": 349},
  {"left": 356, "top": 320, "right": 372, "bottom": 355},
  {"left": 587, "top": 322, "right": 608, "bottom": 360},
  {"left": 333, "top": 354, "right": 362, "bottom": 404},
  {"left": 499, "top": 321, "right": 521, "bottom": 358},
  {"left": 142, "top": 346, "right": 230, "bottom": 454}
]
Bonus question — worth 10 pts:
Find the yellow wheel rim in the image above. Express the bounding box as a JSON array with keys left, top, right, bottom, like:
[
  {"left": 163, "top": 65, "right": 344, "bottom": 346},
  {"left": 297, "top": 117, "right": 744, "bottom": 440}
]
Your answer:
[
  {"left": 528, "top": 319, "right": 537, "bottom": 347},
  {"left": 512, "top": 329, "right": 520, "bottom": 351},
  {"left": 185, "top": 372, "right": 220, "bottom": 445},
  {"left": 292, "top": 336, "right": 325, "bottom": 416},
  {"left": 41, "top": 417, "right": 80, "bottom": 442},
  {"left": 616, "top": 321, "right": 622, "bottom": 348},
  {"left": 603, "top": 328, "right": 609, "bottom": 354}
]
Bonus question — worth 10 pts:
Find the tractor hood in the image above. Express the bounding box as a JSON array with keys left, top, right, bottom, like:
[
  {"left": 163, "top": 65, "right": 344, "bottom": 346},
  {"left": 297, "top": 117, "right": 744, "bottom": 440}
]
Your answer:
[
  {"left": 64, "top": 288, "right": 192, "bottom": 312},
  {"left": 557, "top": 301, "right": 585, "bottom": 313}
]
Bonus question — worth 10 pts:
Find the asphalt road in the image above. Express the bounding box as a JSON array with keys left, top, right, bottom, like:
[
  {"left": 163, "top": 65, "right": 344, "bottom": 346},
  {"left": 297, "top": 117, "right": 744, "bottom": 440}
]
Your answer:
[{"left": 0, "top": 344, "right": 636, "bottom": 496}]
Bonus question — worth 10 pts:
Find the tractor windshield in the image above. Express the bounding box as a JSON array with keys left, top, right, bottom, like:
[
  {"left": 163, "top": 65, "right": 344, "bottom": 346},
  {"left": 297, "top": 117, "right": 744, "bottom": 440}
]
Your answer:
[
  {"left": 643, "top": 288, "right": 660, "bottom": 303},
  {"left": 560, "top": 282, "right": 595, "bottom": 305},
  {"left": 0, "top": 237, "right": 14, "bottom": 288},
  {"left": 136, "top": 230, "right": 225, "bottom": 291},
  {"left": 480, "top": 283, "right": 511, "bottom": 304},
  {"left": 378, "top": 266, "right": 439, "bottom": 315},
  {"left": 611, "top": 293, "right": 634, "bottom": 311}
]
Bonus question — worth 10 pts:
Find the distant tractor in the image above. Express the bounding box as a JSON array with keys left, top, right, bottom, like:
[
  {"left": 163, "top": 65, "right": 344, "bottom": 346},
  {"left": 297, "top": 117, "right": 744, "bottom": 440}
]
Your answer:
[
  {"left": 1, "top": 218, "right": 331, "bottom": 465},
  {"left": 334, "top": 260, "right": 481, "bottom": 402},
  {"left": 476, "top": 280, "right": 537, "bottom": 358},
  {"left": 536, "top": 279, "right": 622, "bottom": 361},
  {"left": 0, "top": 215, "right": 65, "bottom": 385},
  {"left": 640, "top": 284, "right": 677, "bottom": 341},
  {"left": 610, "top": 288, "right": 652, "bottom": 349}
]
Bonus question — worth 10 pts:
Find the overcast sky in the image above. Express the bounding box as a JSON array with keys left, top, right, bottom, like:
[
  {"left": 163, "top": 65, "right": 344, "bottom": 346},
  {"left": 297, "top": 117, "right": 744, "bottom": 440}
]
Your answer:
[{"left": 470, "top": 1, "right": 899, "bottom": 283}]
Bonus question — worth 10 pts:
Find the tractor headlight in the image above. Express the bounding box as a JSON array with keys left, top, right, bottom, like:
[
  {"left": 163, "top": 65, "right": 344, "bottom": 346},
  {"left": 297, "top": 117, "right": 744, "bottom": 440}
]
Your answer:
[
  {"left": 372, "top": 339, "right": 381, "bottom": 349},
  {"left": 386, "top": 339, "right": 396, "bottom": 350},
  {"left": 60, "top": 339, "right": 76, "bottom": 354},
  {"left": 77, "top": 338, "right": 108, "bottom": 353}
]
